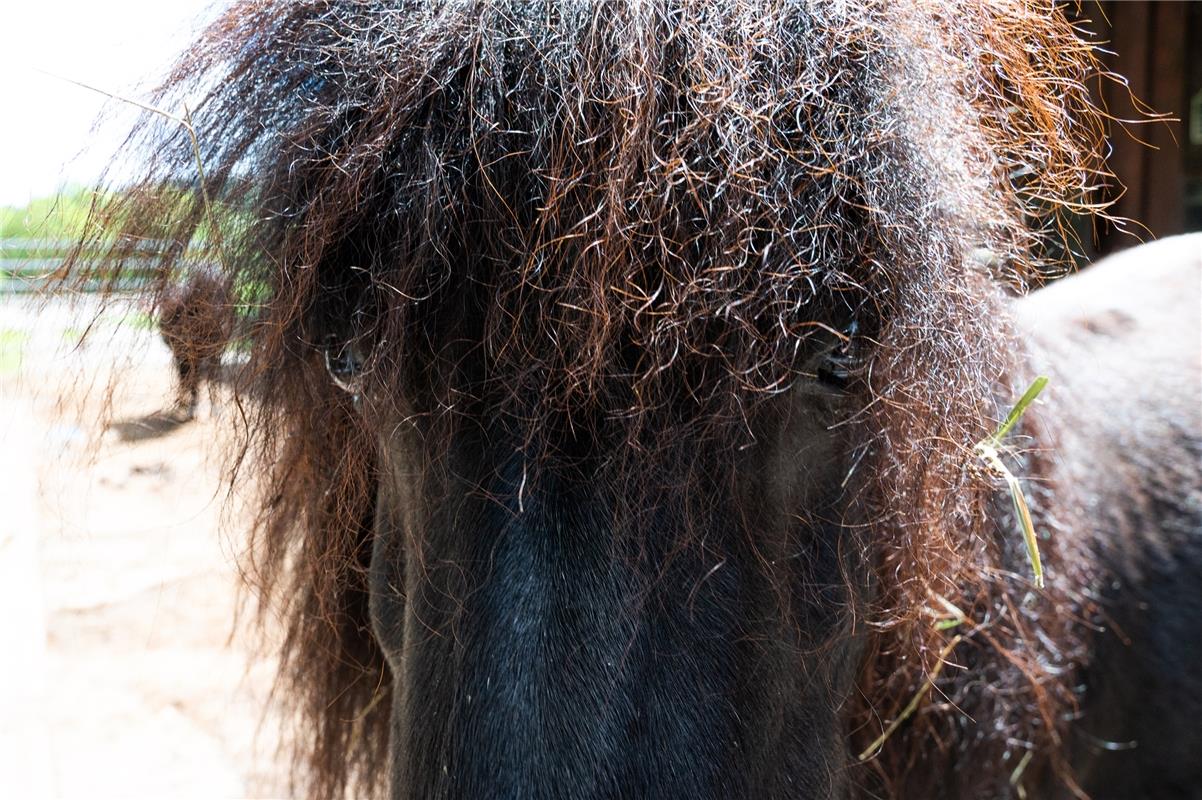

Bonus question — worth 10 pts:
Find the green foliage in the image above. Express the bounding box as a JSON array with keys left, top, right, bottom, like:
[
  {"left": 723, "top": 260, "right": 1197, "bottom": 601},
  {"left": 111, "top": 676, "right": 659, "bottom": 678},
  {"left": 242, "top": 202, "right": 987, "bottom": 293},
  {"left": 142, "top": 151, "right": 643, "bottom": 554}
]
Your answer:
[
  {"left": 0, "top": 184, "right": 250, "bottom": 247},
  {"left": 0, "top": 329, "right": 29, "bottom": 375},
  {"left": 0, "top": 186, "right": 103, "bottom": 242}
]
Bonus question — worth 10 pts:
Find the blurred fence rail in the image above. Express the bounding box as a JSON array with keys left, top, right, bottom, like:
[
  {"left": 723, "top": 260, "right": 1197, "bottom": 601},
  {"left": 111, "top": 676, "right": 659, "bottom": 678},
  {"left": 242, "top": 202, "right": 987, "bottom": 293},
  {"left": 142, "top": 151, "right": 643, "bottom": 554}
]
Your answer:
[{"left": 1, "top": 239, "right": 164, "bottom": 294}]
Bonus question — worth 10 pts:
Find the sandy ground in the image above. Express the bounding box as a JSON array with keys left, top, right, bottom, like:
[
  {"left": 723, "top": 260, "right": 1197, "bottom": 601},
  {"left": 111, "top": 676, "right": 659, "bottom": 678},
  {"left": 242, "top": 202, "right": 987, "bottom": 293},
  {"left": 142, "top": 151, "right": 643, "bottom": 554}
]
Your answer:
[{"left": 0, "top": 295, "right": 291, "bottom": 799}]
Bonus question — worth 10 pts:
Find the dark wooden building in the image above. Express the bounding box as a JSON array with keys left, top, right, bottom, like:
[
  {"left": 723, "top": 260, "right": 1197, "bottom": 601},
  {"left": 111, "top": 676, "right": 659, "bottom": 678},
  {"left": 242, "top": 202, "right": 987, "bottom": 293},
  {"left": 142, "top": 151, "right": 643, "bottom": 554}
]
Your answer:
[{"left": 1082, "top": 2, "right": 1201, "bottom": 257}]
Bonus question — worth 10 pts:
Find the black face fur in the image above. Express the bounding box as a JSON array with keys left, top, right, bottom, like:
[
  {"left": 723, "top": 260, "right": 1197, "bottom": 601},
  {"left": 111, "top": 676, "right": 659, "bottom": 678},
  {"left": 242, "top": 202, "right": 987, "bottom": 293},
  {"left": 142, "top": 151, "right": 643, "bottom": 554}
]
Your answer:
[{"left": 364, "top": 341, "right": 867, "bottom": 799}]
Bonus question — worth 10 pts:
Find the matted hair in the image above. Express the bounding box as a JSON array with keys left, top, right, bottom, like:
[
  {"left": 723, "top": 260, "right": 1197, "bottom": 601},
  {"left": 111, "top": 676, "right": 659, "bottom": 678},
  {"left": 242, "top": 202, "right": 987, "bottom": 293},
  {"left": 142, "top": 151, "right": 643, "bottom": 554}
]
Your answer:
[{"left": 65, "top": 2, "right": 1110, "bottom": 797}]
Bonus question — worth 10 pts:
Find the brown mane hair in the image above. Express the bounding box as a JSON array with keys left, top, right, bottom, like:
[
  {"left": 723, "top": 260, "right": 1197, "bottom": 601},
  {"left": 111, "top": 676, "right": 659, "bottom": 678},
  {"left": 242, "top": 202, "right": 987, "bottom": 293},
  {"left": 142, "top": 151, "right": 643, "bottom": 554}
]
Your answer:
[{"left": 65, "top": 2, "right": 1111, "bottom": 797}]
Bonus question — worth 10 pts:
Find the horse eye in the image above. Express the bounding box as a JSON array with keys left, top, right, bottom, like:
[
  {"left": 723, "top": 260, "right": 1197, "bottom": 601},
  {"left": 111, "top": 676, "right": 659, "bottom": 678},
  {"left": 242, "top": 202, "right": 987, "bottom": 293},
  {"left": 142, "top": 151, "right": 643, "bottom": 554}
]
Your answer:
[
  {"left": 816, "top": 349, "right": 855, "bottom": 389},
  {"left": 323, "top": 334, "right": 367, "bottom": 395},
  {"left": 814, "top": 322, "right": 861, "bottom": 390}
]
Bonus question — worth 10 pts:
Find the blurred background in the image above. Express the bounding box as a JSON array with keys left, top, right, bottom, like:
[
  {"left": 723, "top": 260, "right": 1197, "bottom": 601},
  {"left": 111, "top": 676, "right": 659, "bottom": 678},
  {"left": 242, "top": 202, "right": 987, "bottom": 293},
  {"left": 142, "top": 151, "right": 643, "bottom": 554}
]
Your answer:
[
  {"left": 1078, "top": 2, "right": 1202, "bottom": 255},
  {"left": 0, "top": 2, "right": 288, "bottom": 798},
  {"left": 0, "top": 2, "right": 1197, "bottom": 799}
]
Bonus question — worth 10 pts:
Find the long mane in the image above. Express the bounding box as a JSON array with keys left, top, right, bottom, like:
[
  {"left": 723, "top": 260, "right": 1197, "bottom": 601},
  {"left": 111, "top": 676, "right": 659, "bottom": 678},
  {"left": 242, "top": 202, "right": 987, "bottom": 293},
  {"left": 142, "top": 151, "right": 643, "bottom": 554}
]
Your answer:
[{"left": 66, "top": 2, "right": 1108, "bottom": 797}]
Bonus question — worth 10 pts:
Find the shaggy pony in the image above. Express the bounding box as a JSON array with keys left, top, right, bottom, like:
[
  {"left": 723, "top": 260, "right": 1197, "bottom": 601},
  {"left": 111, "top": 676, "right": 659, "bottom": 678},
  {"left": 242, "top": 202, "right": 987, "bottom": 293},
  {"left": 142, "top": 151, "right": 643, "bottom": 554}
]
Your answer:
[
  {"left": 65, "top": 1, "right": 1123, "bottom": 797},
  {"left": 157, "top": 269, "right": 232, "bottom": 417}
]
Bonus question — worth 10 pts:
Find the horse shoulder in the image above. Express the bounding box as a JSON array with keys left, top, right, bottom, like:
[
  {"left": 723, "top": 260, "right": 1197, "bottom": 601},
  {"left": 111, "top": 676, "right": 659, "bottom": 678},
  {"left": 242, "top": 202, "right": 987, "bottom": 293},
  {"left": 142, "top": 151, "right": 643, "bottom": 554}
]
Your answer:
[
  {"left": 1013, "top": 234, "right": 1202, "bottom": 798},
  {"left": 1013, "top": 233, "right": 1200, "bottom": 457}
]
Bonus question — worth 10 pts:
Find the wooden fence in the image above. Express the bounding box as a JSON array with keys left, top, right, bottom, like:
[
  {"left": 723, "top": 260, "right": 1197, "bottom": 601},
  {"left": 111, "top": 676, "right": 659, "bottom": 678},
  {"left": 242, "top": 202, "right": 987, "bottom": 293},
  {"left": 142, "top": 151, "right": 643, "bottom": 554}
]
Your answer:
[{"left": 0, "top": 239, "right": 163, "bottom": 294}]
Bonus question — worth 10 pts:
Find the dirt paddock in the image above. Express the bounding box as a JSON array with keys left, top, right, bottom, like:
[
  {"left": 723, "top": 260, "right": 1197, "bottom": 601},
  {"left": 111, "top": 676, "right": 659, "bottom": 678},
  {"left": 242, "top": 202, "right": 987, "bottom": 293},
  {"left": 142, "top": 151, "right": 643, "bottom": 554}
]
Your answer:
[{"left": 0, "top": 295, "right": 291, "bottom": 799}]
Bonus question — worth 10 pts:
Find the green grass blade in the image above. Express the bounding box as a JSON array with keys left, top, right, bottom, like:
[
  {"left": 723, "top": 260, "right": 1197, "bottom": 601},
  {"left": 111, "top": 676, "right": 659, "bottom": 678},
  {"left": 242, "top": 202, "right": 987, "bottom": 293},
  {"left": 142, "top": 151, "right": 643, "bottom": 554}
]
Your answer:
[
  {"left": 857, "top": 634, "right": 964, "bottom": 762},
  {"left": 988, "top": 375, "right": 1048, "bottom": 446},
  {"left": 1005, "top": 470, "right": 1044, "bottom": 589},
  {"left": 974, "top": 376, "right": 1050, "bottom": 588}
]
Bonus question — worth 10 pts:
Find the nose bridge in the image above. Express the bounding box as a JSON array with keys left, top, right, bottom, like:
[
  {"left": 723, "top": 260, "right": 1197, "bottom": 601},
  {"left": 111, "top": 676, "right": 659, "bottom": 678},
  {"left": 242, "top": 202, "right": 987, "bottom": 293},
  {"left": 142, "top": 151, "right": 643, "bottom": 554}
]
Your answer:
[
  {"left": 373, "top": 442, "right": 760, "bottom": 799},
  {"left": 369, "top": 422, "right": 858, "bottom": 799}
]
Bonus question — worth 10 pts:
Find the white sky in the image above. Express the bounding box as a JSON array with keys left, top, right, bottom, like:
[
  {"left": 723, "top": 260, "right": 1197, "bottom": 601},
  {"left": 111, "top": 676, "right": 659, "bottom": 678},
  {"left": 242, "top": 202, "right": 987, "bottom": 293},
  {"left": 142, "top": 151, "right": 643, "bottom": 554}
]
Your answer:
[{"left": 0, "top": 0, "right": 221, "bottom": 207}]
